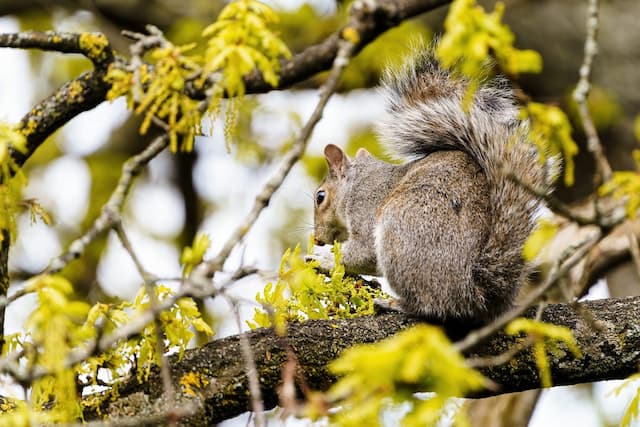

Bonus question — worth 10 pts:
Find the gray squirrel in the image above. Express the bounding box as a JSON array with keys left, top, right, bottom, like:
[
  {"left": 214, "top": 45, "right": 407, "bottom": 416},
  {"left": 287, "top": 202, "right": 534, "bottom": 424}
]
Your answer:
[{"left": 311, "top": 49, "right": 551, "bottom": 323}]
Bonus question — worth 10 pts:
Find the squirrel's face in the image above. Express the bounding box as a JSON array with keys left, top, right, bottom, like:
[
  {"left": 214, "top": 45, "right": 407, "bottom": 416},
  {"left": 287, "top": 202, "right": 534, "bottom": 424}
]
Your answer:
[
  {"left": 313, "top": 144, "right": 350, "bottom": 246},
  {"left": 313, "top": 179, "right": 348, "bottom": 246}
]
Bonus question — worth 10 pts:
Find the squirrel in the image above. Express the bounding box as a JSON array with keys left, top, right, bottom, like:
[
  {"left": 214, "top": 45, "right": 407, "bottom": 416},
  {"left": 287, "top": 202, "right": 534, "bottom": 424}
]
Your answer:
[{"left": 311, "top": 48, "right": 551, "bottom": 323}]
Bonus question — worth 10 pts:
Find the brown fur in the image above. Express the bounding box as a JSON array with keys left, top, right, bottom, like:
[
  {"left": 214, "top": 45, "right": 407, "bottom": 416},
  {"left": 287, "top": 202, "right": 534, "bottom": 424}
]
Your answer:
[{"left": 312, "top": 49, "right": 551, "bottom": 323}]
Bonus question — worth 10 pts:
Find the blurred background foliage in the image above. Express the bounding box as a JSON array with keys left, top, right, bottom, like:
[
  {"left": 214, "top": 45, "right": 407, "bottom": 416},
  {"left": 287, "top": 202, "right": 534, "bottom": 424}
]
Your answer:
[
  {"left": 3, "top": 0, "right": 437, "bottom": 304},
  {"left": 3, "top": 0, "right": 640, "bottom": 334},
  {"left": 1, "top": 0, "right": 640, "bottom": 425}
]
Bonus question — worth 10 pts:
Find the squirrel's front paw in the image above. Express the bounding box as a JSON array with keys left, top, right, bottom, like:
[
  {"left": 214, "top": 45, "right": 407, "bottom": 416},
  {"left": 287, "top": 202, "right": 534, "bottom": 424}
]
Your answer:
[{"left": 304, "top": 252, "right": 335, "bottom": 274}]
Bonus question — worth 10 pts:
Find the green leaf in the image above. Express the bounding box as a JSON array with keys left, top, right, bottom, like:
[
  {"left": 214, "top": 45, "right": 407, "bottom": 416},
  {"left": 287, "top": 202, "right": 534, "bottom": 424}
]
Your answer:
[
  {"left": 328, "top": 325, "right": 487, "bottom": 426},
  {"left": 180, "top": 232, "right": 211, "bottom": 277},
  {"left": 250, "top": 243, "right": 384, "bottom": 332},
  {"left": 521, "top": 102, "right": 578, "bottom": 187},
  {"left": 599, "top": 152, "right": 640, "bottom": 218},
  {"left": 612, "top": 374, "right": 640, "bottom": 427},
  {"left": 437, "top": 0, "right": 542, "bottom": 79},
  {"left": 506, "top": 318, "right": 582, "bottom": 387},
  {"left": 202, "top": 0, "right": 292, "bottom": 141},
  {"left": 522, "top": 218, "right": 559, "bottom": 261},
  {"left": 105, "top": 41, "right": 203, "bottom": 152},
  {"left": 621, "top": 392, "right": 640, "bottom": 427}
]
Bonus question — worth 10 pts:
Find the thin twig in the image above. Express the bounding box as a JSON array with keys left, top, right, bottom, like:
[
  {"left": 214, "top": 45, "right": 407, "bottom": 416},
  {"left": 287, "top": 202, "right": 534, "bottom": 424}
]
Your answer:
[
  {"left": 466, "top": 302, "right": 546, "bottom": 369},
  {"left": 0, "top": 286, "right": 30, "bottom": 310},
  {"left": 466, "top": 336, "right": 535, "bottom": 369},
  {"left": 230, "top": 296, "right": 265, "bottom": 427},
  {"left": 184, "top": 21, "right": 360, "bottom": 425},
  {"left": 113, "top": 221, "right": 176, "bottom": 413},
  {"left": 278, "top": 348, "right": 300, "bottom": 418},
  {"left": 573, "top": 0, "right": 611, "bottom": 184},
  {"left": 127, "top": 25, "right": 170, "bottom": 105},
  {"left": 113, "top": 222, "right": 158, "bottom": 284},
  {"left": 506, "top": 172, "right": 597, "bottom": 226},
  {"left": 194, "top": 38, "right": 358, "bottom": 279}
]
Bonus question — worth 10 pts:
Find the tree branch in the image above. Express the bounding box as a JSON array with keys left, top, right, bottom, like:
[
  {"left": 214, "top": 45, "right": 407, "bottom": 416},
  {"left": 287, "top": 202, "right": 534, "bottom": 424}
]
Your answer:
[
  {"left": 13, "top": 69, "right": 112, "bottom": 167},
  {"left": 92, "top": 296, "right": 640, "bottom": 425},
  {"left": 0, "top": 31, "right": 117, "bottom": 168},
  {"left": 0, "top": 32, "right": 114, "bottom": 65},
  {"left": 573, "top": 0, "right": 611, "bottom": 184}
]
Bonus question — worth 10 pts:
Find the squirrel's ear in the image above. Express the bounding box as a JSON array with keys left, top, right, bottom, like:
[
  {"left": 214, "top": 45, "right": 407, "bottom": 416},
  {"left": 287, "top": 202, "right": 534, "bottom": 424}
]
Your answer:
[
  {"left": 355, "top": 147, "right": 372, "bottom": 159},
  {"left": 324, "top": 144, "right": 349, "bottom": 178}
]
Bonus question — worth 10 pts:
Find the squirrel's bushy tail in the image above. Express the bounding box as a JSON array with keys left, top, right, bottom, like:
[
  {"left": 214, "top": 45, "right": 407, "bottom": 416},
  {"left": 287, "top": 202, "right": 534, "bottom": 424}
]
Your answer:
[{"left": 377, "top": 49, "right": 550, "bottom": 319}]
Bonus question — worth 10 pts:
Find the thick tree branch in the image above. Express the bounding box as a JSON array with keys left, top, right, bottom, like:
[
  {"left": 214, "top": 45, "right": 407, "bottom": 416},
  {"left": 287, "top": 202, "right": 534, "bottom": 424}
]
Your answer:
[
  {"left": 0, "top": 31, "right": 117, "bottom": 168},
  {"left": 0, "top": 32, "right": 113, "bottom": 65},
  {"left": 92, "top": 296, "right": 640, "bottom": 425},
  {"left": 14, "top": 69, "right": 112, "bottom": 167}
]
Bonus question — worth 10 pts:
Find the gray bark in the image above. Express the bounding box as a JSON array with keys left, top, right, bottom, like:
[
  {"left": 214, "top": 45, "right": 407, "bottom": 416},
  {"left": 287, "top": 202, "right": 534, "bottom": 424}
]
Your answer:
[{"left": 91, "top": 296, "right": 640, "bottom": 425}]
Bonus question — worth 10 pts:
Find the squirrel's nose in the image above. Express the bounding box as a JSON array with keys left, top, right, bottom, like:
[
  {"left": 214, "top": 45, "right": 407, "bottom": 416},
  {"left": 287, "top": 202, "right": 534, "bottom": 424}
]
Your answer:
[{"left": 314, "top": 237, "right": 325, "bottom": 247}]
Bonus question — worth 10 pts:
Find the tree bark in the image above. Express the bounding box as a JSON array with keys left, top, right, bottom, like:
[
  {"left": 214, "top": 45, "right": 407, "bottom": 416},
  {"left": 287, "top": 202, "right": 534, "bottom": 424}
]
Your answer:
[{"left": 90, "top": 296, "right": 640, "bottom": 425}]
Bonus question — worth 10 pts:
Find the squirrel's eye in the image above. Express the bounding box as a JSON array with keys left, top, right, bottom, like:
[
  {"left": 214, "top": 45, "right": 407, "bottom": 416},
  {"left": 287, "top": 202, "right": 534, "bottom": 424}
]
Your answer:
[{"left": 316, "top": 190, "right": 326, "bottom": 206}]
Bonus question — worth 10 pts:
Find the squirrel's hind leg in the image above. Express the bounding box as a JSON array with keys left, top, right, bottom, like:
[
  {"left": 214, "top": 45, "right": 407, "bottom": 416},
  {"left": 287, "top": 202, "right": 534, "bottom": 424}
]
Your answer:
[{"left": 374, "top": 151, "right": 492, "bottom": 321}]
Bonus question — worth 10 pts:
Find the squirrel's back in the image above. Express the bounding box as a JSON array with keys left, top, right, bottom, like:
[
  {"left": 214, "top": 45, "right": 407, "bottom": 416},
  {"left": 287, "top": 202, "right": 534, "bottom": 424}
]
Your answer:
[{"left": 376, "top": 50, "right": 549, "bottom": 322}]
